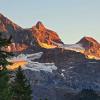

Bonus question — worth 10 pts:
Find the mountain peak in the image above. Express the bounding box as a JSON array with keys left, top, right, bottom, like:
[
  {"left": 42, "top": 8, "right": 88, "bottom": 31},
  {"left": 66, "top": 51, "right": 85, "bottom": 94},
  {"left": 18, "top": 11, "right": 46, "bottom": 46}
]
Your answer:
[
  {"left": 0, "top": 13, "right": 4, "bottom": 17},
  {"left": 77, "top": 36, "right": 99, "bottom": 46},
  {"left": 0, "top": 13, "right": 22, "bottom": 33},
  {"left": 0, "top": 13, "right": 6, "bottom": 22},
  {"left": 82, "top": 36, "right": 99, "bottom": 43},
  {"left": 31, "top": 21, "right": 63, "bottom": 49},
  {"left": 35, "top": 21, "right": 45, "bottom": 30},
  {"left": 77, "top": 36, "right": 100, "bottom": 59}
]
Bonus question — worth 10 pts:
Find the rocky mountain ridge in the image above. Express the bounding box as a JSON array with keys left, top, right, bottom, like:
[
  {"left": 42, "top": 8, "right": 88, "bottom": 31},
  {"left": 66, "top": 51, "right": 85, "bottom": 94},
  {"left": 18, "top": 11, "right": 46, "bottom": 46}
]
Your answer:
[
  {"left": 1, "top": 13, "right": 100, "bottom": 100},
  {"left": 0, "top": 13, "right": 100, "bottom": 59}
]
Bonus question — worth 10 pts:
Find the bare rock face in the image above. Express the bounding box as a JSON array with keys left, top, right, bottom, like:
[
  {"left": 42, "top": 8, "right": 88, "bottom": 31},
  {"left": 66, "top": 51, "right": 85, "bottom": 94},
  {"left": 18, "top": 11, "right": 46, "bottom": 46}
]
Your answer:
[
  {"left": 0, "top": 13, "right": 22, "bottom": 33},
  {"left": 77, "top": 37, "right": 100, "bottom": 59},
  {"left": 0, "top": 14, "right": 63, "bottom": 52},
  {"left": 35, "top": 21, "right": 45, "bottom": 31},
  {"left": 3, "top": 43, "right": 28, "bottom": 52},
  {"left": 31, "top": 21, "right": 63, "bottom": 49},
  {"left": 1, "top": 13, "right": 100, "bottom": 100},
  {"left": 0, "top": 13, "right": 100, "bottom": 60},
  {"left": 0, "top": 13, "right": 27, "bottom": 52}
]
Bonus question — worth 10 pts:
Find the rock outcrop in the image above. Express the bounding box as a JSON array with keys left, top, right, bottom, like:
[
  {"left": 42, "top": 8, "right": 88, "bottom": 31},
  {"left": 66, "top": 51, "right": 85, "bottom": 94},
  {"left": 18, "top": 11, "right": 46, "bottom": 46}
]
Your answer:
[{"left": 77, "top": 37, "right": 100, "bottom": 59}]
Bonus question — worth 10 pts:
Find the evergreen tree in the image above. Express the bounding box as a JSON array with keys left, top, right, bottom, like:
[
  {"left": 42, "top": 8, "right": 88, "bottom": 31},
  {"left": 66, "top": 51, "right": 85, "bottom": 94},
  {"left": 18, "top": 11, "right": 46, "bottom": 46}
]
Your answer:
[
  {"left": 0, "top": 33, "right": 12, "bottom": 69},
  {"left": 0, "top": 32, "right": 12, "bottom": 100},
  {"left": 12, "top": 66, "right": 32, "bottom": 100},
  {"left": 0, "top": 69, "right": 12, "bottom": 100}
]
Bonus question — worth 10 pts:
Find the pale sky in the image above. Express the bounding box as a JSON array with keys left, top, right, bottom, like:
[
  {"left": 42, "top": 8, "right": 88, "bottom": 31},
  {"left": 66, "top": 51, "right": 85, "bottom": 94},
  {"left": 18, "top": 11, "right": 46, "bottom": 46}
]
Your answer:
[{"left": 0, "top": 0, "right": 100, "bottom": 43}]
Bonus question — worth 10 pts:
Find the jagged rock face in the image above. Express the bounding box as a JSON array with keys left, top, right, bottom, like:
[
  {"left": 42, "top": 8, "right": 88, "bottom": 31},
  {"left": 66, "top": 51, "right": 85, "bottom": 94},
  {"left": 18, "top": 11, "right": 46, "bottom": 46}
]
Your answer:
[
  {"left": 0, "top": 14, "right": 63, "bottom": 52},
  {"left": 0, "top": 13, "right": 100, "bottom": 60},
  {"left": 35, "top": 21, "right": 45, "bottom": 31},
  {"left": 77, "top": 37, "right": 100, "bottom": 59},
  {"left": 31, "top": 21, "right": 63, "bottom": 49},
  {"left": 0, "top": 14, "right": 28, "bottom": 52},
  {"left": 0, "top": 13, "right": 22, "bottom": 33},
  {"left": 36, "top": 48, "right": 86, "bottom": 63},
  {"left": 3, "top": 43, "right": 28, "bottom": 52},
  {"left": 22, "top": 51, "right": 100, "bottom": 100}
]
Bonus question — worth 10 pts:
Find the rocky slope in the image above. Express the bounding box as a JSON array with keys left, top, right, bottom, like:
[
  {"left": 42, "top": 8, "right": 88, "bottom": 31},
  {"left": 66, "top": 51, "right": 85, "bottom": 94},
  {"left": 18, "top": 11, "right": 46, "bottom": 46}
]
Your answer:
[
  {"left": 77, "top": 37, "right": 100, "bottom": 59},
  {"left": 0, "top": 13, "right": 100, "bottom": 59},
  {"left": 9, "top": 51, "right": 100, "bottom": 100},
  {"left": 0, "top": 14, "right": 63, "bottom": 52},
  {"left": 2, "top": 13, "right": 100, "bottom": 100},
  {"left": 31, "top": 21, "right": 63, "bottom": 48},
  {"left": 0, "top": 13, "right": 22, "bottom": 33}
]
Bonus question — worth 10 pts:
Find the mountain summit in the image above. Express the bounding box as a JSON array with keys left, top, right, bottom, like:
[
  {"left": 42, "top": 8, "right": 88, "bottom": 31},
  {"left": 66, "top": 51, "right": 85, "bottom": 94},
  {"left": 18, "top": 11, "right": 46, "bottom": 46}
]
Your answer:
[
  {"left": 35, "top": 21, "right": 45, "bottom": 31},
  {"left": 0, "top": 13, "right": 100, "bottom": 59},
  {"left": 31, "top": 21, "right": 63, "bottom": 48},
  {"left": 77, "top": 36, "right": 100, "bottom": 48},
  {"left": 77, "top": 36, "right": 100, "bottom": 59},
  {"left": 0, "top": 13, "right": 22, "bottom": 33},
  {"left": 0, "top": 14, "right": 63, "bottom": 51}
]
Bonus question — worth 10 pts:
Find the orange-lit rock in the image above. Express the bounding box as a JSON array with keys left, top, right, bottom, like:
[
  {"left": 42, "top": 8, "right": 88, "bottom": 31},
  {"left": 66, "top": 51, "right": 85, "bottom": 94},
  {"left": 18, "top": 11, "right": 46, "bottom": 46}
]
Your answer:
[
  {"left": 7, "top": 61, "right": 27, "bottom": 70},
  {"left": 1, "top": 13, "right": 100, "bottom": 60},
  {"left": 31, "top": 21, "right": 63, "bottom": 48},
  {"left": 77, "top": 36, "right": 100, "bottom": 59},
  {"left": 0, "top": 13, "right": 63, "bottom": 51},
  {"left": 0, "top": 13, "right": 22, "bottom": 33},
  {"left": 2, "top": 43, "right": 28, "bottom": 52}
]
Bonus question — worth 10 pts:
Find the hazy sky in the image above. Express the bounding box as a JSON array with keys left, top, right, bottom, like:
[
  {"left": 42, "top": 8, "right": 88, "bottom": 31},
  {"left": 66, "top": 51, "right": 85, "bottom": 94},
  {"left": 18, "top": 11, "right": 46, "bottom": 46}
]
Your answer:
[{"left": 0, "top": 0, "right": 100, "bottom": 43}]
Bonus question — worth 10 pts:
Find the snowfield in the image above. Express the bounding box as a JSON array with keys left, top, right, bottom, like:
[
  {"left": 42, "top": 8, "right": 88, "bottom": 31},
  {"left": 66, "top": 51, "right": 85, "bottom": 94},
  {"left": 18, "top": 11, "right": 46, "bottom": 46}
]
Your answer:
[
  {"left": 24, "top": 62, "right": 57, "bottom": 73},
  {"left": 51, "top": 41, "right": 85, "bottom": 52},
  {"left": 8, "top": 52, "right": 57, "bottom": 73},
  {"left": 8, "top": 52, "right": 43, "bottom": 62}
]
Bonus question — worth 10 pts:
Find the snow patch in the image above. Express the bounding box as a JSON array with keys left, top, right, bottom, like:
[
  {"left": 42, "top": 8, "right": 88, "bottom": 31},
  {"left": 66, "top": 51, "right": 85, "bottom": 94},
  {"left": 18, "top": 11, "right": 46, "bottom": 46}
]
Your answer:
[
  {"left": 8, "top": 52, "right": 43, "bottom": 62},
  {"left": 8, "top": 52, "right": 57, "bottom": 73},
  {"left": 24, "top": 62, "right": 57, "bottom": 73},
  {"left": 61, "top": 73, "right": 65, "bottom": 77},
  {"left": 62, "top": 69, "right": 65, "bottom": 72},
  {"left": 51, "top": 41, "right": 85, "bottom": 52}
]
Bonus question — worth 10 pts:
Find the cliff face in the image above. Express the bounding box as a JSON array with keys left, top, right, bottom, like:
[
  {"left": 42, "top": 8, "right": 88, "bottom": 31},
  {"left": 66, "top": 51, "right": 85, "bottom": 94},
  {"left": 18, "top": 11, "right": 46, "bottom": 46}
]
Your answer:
[
  {"left": 31, "top": 21, "right": 63, "bottom": 49},
  {"left": 0, "top": 13, "right": 28, "bottom": 52},
  {"left": 0, "top": 13, "right": 100, "bottom": 59},
  {"left": 77, "top": 37, "right": 100, "bottom": 59},
  {"left": 0, "top": 14, "right": 63, "bottom": 52},
  {"left": 0, "top": 13, "right": 22, "bottom": 33}
]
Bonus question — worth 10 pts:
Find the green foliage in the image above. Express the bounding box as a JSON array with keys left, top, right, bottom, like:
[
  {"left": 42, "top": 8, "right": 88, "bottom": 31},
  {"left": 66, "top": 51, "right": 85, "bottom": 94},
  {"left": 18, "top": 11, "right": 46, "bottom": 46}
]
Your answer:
[
  {"left": 0, "top": 33, "right": 13, "bottom": 69},
  {"left": 0, "top": 69, "right": 9, "bottom": 100},
  {"left": 0, "top": 32, "right": 13, "bottom": 100},
  {"left": 11, "top": 66, "right": 32, "bottom": 100}
]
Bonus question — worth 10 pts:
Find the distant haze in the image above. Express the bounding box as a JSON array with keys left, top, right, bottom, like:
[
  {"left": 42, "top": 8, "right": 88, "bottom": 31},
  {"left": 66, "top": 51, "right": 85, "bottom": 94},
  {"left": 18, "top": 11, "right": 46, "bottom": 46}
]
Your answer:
[{"left": 0, "top": 0, "right": 100, "bottom": 43}]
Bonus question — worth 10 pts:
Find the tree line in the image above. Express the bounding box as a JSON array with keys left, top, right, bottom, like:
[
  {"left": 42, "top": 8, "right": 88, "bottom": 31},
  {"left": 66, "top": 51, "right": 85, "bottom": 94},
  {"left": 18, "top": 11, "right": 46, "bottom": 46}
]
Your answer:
[
  {"left": 0, "top": 32, "right": 32, "bottom": 100},
  {"left": 0, "top": 32, "right": 100, "bottom": 100}
]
